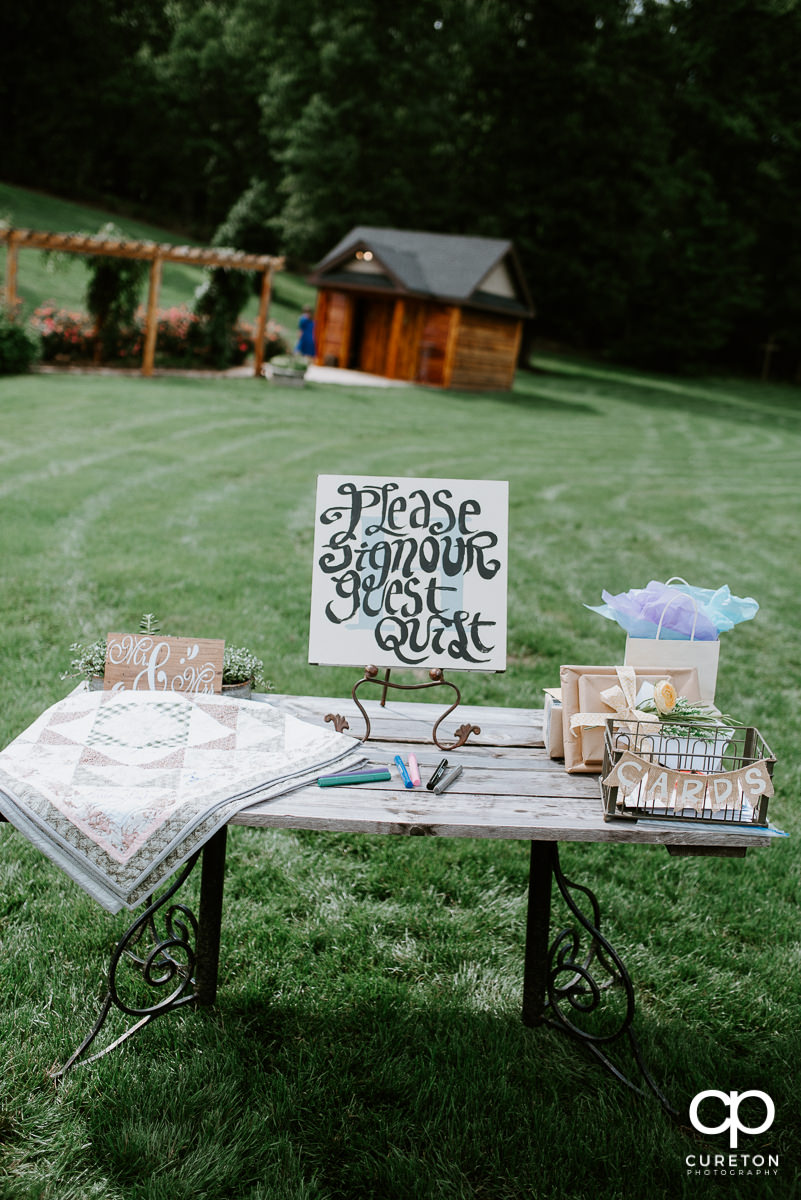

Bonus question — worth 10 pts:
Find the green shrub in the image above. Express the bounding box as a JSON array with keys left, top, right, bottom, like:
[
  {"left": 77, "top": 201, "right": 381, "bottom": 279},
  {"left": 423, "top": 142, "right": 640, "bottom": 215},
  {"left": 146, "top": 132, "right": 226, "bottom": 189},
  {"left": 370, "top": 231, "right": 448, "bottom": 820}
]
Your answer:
[
  {"left": 269, "top": 353, "right": 307, "bottom": 371},
  {"left": 83, "top": 223, "right": 149, "bottom": 360},
  {"left": 192, "top": 267, "right": 253, "bottom": 368},
  {"left": 0, "top": 311, "right": 40, "bottom": 374}
]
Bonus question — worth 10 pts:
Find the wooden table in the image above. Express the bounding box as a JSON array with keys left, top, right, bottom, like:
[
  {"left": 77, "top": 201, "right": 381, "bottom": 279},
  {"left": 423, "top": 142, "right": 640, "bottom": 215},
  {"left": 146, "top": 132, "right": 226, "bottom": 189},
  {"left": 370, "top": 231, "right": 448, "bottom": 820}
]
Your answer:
[
  {"left": 233, "top": 694, "right": 773, "bottom": 851},
  {"left": 55, "top": 694, "right": 775, "bottom": 1110}
]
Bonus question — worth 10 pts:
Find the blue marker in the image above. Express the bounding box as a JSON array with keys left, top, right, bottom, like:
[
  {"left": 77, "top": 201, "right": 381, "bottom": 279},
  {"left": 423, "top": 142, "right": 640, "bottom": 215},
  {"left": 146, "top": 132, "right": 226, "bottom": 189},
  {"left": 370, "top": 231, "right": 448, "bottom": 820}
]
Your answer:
[{"left": 394, "top": 754, "right": 414, "bottom": 789}]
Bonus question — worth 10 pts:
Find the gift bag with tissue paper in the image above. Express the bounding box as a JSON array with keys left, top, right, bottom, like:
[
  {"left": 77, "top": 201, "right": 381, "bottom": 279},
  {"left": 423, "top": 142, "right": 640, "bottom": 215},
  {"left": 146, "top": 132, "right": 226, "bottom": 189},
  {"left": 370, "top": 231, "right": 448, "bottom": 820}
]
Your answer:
[{"left": 585, "top": 578, "right": 759, "bottom": 704}]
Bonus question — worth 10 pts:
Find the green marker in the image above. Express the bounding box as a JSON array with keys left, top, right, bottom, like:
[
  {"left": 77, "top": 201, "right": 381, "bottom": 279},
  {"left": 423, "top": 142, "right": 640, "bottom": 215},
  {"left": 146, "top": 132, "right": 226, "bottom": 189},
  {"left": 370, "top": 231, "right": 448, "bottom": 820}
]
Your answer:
[{"left": 317, "top": 769, "right": 392, "bottom": 787}]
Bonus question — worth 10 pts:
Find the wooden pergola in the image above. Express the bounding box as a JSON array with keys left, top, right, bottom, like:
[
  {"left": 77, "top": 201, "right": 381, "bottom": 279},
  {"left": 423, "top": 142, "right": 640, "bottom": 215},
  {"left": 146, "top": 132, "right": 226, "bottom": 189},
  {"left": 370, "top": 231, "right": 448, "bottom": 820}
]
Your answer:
[{"left": 0, "top": 227, "right": 284, "bottom": 377}]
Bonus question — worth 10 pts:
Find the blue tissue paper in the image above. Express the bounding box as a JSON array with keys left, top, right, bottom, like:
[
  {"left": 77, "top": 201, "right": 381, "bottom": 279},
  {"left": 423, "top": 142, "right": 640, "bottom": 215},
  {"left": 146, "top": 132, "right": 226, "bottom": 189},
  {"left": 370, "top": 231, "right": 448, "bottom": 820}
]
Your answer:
[{"left": 586, "top": 579, "right": 759, "bottom": 640}]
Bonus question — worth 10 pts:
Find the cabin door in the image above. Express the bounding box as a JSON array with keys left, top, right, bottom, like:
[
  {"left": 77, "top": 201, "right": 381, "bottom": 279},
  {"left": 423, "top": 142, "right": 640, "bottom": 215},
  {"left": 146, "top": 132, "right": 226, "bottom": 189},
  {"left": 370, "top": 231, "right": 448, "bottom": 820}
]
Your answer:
[
  {"left": 416, "top": 304, "right": 452, "bottom": 386},
  {"left": 316, "top": 290, "right": 353, "bottom": 367},
  {"left": 348, "top": 297, "right": 393, "bottom": 375}
]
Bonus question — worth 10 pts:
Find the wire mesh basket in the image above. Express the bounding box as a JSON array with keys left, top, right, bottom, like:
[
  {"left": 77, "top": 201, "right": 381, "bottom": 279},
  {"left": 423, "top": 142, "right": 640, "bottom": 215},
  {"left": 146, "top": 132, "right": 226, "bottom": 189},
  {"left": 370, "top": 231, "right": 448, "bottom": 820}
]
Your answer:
[{"left": 601, "top": 720, "right": 776, "bottom": 826}]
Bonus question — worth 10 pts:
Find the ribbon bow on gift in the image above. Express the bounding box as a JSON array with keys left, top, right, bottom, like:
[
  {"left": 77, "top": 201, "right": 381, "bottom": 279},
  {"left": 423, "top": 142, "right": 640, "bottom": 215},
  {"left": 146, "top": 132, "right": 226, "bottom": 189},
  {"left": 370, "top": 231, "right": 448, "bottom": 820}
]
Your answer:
[{"left": 569, "top": 665, "right": 658, "bottom": 737}]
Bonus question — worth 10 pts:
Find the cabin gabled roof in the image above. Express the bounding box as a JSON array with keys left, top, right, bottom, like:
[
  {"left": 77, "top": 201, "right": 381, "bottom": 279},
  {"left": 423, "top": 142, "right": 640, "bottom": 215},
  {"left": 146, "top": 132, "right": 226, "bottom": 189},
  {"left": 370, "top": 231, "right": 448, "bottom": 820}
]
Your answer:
[{"left": 309, "top": 226, "right": 534, "bottom": 318}]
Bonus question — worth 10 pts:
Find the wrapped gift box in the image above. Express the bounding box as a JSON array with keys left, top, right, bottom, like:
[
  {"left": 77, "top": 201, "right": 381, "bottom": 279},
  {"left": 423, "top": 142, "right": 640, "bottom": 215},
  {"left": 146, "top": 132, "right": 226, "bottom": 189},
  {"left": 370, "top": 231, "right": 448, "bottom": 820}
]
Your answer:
[
  {"left": 543, "top": 688, "right": 563, "bottom": 758},
  {"left": 559, "top": 664, "right": 702, "bottom": 774}
]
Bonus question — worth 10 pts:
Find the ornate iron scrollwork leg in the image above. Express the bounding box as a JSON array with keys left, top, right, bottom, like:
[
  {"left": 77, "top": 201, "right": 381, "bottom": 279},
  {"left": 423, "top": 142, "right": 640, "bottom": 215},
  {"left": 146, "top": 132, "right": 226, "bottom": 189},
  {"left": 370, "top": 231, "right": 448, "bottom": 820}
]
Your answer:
[
  {"left": 523, "top": 841, "right": 678, "bottom": 1119},
  {"left": 52, "top": 826, "right": 227, "bottom": 1079}
]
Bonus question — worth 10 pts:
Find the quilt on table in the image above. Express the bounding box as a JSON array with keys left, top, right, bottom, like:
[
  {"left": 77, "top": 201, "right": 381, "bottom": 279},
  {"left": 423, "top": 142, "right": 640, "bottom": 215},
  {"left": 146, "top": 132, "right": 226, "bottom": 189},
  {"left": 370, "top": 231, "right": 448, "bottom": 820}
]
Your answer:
[{"left": 0, "top": 689, "right": 362, "bottom": 913}]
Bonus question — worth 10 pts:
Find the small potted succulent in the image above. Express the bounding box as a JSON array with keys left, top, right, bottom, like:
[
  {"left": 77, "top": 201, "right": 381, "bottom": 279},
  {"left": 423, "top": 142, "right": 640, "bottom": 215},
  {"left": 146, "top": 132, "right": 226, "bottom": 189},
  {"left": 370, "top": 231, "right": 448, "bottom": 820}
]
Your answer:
[{"left": 63, "top": 613, "right": 271, "bottom": 699}]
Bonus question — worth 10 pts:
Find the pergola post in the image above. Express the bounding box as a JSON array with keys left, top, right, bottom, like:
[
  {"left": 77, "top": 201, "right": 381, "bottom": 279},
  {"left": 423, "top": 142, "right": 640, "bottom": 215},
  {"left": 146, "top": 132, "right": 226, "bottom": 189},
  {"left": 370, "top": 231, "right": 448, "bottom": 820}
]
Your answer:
[
  {"left": 142, "top": 253, "right": 163, "bottom": 377},
  {"left": 253, "top": 265, "right": 273, "bottom": 377},
  {"left": 4, "top": 232, "right": 19, "bottom": 314}
]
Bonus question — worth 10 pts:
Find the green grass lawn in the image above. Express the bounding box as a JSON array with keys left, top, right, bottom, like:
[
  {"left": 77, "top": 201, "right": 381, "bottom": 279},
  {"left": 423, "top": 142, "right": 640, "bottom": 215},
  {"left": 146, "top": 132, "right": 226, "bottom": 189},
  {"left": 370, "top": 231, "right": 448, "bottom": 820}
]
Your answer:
[
  {"left": 1, "top": 343, "right": 800, "bottom": 1193},
  {"left": 0, "top": 181, "right": 314, "bottom": 342}
]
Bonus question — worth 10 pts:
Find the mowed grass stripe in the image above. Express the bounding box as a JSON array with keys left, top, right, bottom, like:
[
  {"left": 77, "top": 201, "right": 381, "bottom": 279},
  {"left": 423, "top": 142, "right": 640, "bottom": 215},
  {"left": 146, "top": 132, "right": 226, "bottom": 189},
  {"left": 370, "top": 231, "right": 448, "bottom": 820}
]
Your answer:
[{"left": 0, "top": 362, "right": 800, "bottom": 1199}]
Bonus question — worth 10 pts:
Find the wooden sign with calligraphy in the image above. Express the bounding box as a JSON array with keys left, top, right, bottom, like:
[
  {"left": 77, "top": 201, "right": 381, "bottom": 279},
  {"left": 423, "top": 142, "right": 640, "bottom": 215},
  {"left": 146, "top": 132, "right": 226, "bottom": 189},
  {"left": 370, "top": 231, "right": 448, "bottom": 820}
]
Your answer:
[
  {"left": 308, "top": 475, "right": 508, "bottom": 672},
  {"left": 103, "top": 633, "right": 225, "bottom": 694}
]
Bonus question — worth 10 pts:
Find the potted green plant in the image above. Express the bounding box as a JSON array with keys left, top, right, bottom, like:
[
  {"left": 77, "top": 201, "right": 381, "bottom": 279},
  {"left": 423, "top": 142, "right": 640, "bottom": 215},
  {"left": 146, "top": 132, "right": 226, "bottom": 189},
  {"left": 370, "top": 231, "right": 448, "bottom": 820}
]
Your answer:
[
  {"left": 220, "top": 645, "right": 269, "bottom": 698},
  {"left": 63, "top": 614, "right": 270, "bottom": 699},
  {"left": 63, "top": 635, "right": 109, "bottom": 690},
  {"left": 262, "top": 353, "right": 308, "bottom": 387}
]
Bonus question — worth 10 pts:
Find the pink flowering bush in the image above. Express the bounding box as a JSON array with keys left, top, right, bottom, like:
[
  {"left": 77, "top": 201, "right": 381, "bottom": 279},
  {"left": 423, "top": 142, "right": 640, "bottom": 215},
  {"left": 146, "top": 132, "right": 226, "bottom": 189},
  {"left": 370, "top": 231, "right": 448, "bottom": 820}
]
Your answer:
[
  {"left": 31, "top": 305, "right": 97, "bottom": 362},
  {"left": 29, "top": 303, "right": 289, "bottom": 368},
  {"left": 262, "top": 320, "right": 289, "bottom": 362},
  {"left": 154, "top": 306, "right": 202, "bottom": 362}
]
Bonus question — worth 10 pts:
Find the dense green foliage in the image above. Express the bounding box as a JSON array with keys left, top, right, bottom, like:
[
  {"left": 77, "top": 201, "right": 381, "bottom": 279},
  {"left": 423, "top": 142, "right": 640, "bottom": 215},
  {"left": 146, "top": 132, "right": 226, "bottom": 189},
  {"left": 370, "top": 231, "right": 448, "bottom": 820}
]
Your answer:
[
  {"left": 0, "top": 364, "right": 799, "bottom": 1196},
  {"left": 2, "top": 0, "right": 800, "bottom": 375},
  {"left": 190, "top": 199, "right": 264, "bottom": 367},
  {"left": 82, "top": 223, "right": 150, "bottom": 359},
  {"left": 0, "top": 312, "right": 39, "bottom": 374}
]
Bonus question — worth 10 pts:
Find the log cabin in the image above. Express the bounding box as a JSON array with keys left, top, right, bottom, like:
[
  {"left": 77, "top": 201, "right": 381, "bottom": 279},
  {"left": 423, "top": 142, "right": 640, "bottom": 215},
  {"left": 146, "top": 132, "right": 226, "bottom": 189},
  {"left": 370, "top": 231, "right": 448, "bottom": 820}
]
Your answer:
[{"left": 307, "top": 227, "right": 535, "bottom": 390}]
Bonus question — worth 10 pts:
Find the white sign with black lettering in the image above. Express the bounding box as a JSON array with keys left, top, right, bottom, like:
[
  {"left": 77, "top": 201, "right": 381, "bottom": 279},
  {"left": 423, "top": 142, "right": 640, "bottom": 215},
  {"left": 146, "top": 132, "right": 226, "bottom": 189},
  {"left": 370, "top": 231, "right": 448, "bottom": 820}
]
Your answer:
[{"left": 308, "top": 475, "right": 508, "bottom": 671}]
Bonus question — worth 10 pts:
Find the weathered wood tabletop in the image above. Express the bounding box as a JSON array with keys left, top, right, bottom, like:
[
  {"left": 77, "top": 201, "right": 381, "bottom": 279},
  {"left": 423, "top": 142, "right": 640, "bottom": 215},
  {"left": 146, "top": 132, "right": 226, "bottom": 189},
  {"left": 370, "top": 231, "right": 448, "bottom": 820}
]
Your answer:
[{"left": 232, "top": 694, "right": 773, "bottom": 852}]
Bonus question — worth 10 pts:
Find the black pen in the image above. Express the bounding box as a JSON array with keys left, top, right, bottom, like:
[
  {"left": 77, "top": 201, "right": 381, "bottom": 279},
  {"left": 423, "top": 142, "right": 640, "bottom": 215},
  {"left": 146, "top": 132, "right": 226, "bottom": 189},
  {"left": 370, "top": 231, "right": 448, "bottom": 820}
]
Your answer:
[{"left": 426, "top": 758, "right": 448, "bottom": 790}]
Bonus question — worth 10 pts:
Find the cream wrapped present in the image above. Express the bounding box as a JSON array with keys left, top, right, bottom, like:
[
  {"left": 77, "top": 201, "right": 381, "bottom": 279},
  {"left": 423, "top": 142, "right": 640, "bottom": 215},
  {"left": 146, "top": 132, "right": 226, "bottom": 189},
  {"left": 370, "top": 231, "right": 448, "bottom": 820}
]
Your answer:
[{"left": 559, "top": 664, "right": 702, "bottom": 774}]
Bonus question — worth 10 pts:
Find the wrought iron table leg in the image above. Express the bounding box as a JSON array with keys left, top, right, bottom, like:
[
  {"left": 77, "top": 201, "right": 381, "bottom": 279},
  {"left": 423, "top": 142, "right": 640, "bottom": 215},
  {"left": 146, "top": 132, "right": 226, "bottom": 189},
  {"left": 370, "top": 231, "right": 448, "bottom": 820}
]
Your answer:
[
  {"left": 194, "top": 825, "right": 227, "bottom": 1005},
  {"left": 522, "top": 841, "right": 678, "bottom": 1119},
  {"left": 522, "top": 841, "right": 553, "bottom": 1026},
  {"left": 51, "top": 826, "right": 228, "bottom": 1079}
]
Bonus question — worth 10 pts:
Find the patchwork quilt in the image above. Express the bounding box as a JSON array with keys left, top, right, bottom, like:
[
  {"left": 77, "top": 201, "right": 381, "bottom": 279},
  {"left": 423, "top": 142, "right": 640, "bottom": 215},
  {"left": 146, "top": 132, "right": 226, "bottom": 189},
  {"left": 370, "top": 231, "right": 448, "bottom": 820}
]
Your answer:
[{"left": 0, "top": 689, "right": 361, "bottom": 913}]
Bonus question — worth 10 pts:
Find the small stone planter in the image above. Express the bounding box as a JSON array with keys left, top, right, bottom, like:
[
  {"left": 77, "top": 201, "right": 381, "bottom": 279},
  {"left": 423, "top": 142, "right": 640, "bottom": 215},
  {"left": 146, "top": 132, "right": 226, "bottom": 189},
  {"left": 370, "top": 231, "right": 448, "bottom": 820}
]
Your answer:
[
  {"left": 221, "top": 681, "right": 253, "bottom": 699},
  {"left": 262, "top": 361, "right": 307, "bottom": 388}
]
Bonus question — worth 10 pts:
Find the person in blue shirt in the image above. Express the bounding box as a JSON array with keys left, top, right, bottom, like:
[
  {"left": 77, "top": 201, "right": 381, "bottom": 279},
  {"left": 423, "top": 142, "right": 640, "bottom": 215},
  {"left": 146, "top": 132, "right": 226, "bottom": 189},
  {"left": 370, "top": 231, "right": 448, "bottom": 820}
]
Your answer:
[{"left": 295, "top": 305, "right": 316, "bottom": 359}]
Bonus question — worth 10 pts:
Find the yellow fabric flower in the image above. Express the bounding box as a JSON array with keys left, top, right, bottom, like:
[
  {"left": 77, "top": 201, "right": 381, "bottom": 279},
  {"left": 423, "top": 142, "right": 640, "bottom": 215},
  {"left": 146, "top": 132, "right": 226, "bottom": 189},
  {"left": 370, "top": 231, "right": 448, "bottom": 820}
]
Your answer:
[{"left": 653, "top": 679, "right": 678, "bottom": 715}]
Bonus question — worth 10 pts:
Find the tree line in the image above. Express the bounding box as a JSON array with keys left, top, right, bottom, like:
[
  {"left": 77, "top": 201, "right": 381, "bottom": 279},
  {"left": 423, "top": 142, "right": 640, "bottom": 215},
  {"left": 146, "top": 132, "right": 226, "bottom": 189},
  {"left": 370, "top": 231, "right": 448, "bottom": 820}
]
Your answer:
[{"left": 3, "top": 0, "right": 800, "bottom": 377}]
